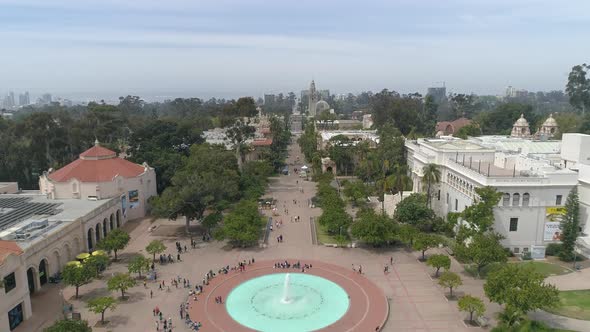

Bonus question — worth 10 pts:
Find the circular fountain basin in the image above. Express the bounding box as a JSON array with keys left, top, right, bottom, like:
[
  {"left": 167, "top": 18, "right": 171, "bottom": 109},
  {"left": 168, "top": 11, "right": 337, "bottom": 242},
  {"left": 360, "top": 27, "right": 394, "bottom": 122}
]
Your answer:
[{"left": 226, "top": 273, "right": 350, "bottom": 332}]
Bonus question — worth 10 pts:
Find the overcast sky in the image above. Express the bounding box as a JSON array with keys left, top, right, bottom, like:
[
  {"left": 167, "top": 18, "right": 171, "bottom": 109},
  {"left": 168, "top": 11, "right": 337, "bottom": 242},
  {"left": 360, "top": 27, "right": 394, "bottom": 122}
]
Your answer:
[{"left": 1, "top": 0, "right": 589, "bottom": 99}]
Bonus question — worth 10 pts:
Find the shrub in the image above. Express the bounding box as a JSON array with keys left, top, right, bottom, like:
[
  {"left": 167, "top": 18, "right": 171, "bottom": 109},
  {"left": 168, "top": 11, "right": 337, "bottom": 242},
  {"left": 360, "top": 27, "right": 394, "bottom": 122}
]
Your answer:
[
  {"left": 545, "top": 243, "right": 562, "bottom": 257},
  {"left": 522, "top": 252, "right": 532, "bottom": 260}
]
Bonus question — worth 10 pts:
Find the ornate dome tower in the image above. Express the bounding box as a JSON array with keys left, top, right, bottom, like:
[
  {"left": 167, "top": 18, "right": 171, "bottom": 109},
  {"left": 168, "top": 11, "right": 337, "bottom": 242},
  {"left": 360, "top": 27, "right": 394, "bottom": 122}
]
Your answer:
[
  {"left": 308, "top": 80, "right": 319, "bottom": 117},
  {"left": 315, "top": 100, "right": 331, "bottom": 114},
  {"left": 510, "top": 114, "right": 531, "bottom": 138},
  {"left": 536, "top": 113, "right": 559, "bottom": 138}
]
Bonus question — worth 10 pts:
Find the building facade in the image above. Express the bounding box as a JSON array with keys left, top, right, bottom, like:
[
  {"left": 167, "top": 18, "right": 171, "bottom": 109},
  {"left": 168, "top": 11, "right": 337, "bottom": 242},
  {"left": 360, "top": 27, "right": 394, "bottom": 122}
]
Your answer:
[
  {"left": 39, "top": 141, "right": 157, "bottom": 221},
  {"left": 406, "top": 137, "right": 578, "bottom": 255},
  {"left": 0, "top": 193, "right": 121, "bottom": 331}
]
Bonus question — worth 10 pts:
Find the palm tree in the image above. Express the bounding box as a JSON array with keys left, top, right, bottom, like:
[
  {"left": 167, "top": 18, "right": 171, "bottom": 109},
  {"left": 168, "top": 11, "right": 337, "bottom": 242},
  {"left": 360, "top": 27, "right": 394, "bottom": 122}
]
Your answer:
[
  {"left": 380, "top": 163, "right": 412, "bottom": 215},
  {"left": 391, "top": 164, "right": 412, "bottom": 198},
  {"left": 422, "top": 163, "right": 441, "bottom": 207}
]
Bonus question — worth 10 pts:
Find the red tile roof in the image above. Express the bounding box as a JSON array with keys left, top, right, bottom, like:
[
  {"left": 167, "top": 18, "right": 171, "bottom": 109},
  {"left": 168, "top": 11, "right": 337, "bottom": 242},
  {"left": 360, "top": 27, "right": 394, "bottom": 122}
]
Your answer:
[
  {"left": 0, "top": 240, "right": 23, "bottom": 265},
  {"left": 48, "top": 145, "right": 147, "bottom": 182},
  {"left": 251, "top": 138, "right": 273, "bottom": 147},
  {"left": 436, "top": 117, "right": 472, "bottom": 135},
  {"left": 80, "top": 145, "right": 117, "bottom": 158}
]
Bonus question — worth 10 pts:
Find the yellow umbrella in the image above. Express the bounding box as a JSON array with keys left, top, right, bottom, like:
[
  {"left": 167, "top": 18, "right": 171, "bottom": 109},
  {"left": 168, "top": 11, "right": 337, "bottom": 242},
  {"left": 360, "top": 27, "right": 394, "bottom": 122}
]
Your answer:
[
  {"left": 76, "top": 253, "right": 90, "bottom": 260},
  {"left": 66, "top": 261, "right": 82, "bottom": 267},
  {"left": 92, "top": 250, "right": 107, "bottom": 257}
]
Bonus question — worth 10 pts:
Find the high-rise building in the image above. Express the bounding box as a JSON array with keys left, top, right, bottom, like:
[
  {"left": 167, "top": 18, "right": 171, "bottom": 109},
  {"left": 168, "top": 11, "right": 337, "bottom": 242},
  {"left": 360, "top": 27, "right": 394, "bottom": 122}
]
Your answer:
[
  {"left": 42, "top": 93, "right": 51, "bottom": 104},
  {"left": 319, "top": 89, "right": 330, "bottom": 100},
  {"left": 264, "top": 94, "right": 276, "bottom": 105},
  {"left": 426, "top": 86, "right": 447, "bottom": 104},
  {"left": 18, "top": 92, "right": 30, "bottom": 106}
]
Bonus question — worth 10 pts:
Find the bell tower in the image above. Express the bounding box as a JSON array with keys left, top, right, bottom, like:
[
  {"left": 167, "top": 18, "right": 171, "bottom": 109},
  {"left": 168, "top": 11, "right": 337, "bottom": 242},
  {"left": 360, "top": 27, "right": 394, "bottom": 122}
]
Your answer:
[{"left": 308, "top": 80, "right": 318, "bottom": 117}]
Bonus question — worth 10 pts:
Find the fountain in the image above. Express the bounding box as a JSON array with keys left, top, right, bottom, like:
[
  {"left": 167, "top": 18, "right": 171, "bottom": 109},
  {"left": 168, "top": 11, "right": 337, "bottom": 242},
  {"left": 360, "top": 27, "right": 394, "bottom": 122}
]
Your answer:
[
  {"left": 225, "top": 273, "right": 350, "bottom": 332},
  {"left": 281, "top": 273, "right": 291, "bottom": 303}
]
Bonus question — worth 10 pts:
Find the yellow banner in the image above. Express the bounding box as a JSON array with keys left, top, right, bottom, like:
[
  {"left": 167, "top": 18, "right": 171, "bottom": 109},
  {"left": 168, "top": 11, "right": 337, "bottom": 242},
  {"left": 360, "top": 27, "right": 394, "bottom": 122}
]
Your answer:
[{"left": 546, "top": 207, "right": 566, "bottom": 215}]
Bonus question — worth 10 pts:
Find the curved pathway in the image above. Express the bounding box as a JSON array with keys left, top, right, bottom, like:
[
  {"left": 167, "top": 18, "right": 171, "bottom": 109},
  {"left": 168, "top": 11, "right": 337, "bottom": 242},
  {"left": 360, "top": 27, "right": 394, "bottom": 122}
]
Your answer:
[{"left": 529, "top": 270, "right": 590, "bottom": 331}]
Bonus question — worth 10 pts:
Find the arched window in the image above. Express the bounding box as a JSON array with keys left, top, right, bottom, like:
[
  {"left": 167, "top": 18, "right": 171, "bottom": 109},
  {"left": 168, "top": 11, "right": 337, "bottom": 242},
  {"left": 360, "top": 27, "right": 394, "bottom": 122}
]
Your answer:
[
  {"left": 503, "top": 193, "right": 510, "bottom": 206},
  {"left": 522, "top": 193, "right": 530, "bottom": 207},
  {"left": 512, "top": 193, "right": 520, "bottom": 206},
  {"left": 72, "top": 182, "right": 78, "bottom": 192}
]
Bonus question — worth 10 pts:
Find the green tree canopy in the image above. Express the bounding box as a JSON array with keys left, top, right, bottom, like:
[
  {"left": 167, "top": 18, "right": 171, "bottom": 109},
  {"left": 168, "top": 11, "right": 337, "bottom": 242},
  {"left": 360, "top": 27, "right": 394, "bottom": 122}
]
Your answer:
[
  {"left": 84, "top": 253, "right": 109, "bottom": 278},
  {"left": 350, "top": 209, "right": 397, "bottom": 247},
  {"left": 62, "top": 263, "right": 94, "bottom": 299},
  {"left": 217, "top": 200, "right": 263, "bottom": 247},
  {"left": 426, "top": 254, "right": 451, "bottom": 277},
  {"left": 107, "top": 273, "right": 136, "bottom": 299},
  {"left": 128, "top": 255, "right": 150, "bottom": 278},
  {"left": 342, "top": 180, "right": 369, "bottom": 207},
  {"left": 439, "top": 271, "right": 462, "bottom": 298},
  {"left": 455, "top": 232, "right": 507, "bottom": 278},
  {"left": 44, "top": 319, "right": 92, "bottom": 332},
  {"left": 87, "top": 296, "right": 117, "bottom": 324},
  {"left": 413, "top": 233, "right": 442, "bottom": 260},
  {"left": 484, "top": 264, "right": 559, "bottom": 327},
  {"left": 397, "top": 224, "right": 419, "bottom": 247},
  {"left": 458, "top": 295, "right": 485, "bottom": 324},
  {"left": 455, "top": 123, "right": 482, "bottom": 139},
  {"left": 460, "top": 186, "right": 503, "bottom": 234},
  {"left": 393, "top": 193, "right": 435, "bottom": 231},
  {"left": 97, "top": 229, "right": 130, "bottom": 260},
  {"left": 566, "top": 63, "right": 590, "bottom": 114},
  {"left": 145, "top": 240, "right": 166, "bottom": 261},
  {"left": 151, "top": 143, "right": 240, "bottom": 233},
  {"left": 560, "top": 187, "right": 580, "bottom": 261},
  {"left": 476, "top": 103, "right": 536, "bottom": 135}
]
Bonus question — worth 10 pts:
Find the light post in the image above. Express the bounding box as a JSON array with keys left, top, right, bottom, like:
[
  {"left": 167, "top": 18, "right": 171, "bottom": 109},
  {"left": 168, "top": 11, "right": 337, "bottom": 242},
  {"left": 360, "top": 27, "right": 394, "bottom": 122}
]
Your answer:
[{"left": 573, "top": 243, "right": 578, "bottom": 270}]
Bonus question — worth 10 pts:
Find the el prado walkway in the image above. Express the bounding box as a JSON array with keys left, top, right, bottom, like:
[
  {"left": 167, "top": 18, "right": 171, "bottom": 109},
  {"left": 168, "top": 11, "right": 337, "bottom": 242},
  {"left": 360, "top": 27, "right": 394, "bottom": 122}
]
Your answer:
[{"left": 15, "top": 140, "right": 590, "bottom": 332}]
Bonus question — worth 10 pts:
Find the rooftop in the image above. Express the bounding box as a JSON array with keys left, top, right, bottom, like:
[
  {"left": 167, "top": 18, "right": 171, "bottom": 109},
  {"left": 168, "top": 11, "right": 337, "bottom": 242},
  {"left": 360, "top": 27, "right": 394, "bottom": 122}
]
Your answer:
[
  {"left": 420, "top": 138, "right": 490, "bottom": 151},
  {"left": 47, "top": 143, "right": 148, "bottom": 182},
  {"left": 0, "top": 193, "right": 114, "bottom": 247},
  {"left": 0, "top": 240, "right": 23, "bottom": 265},
  {"left": 472, "top": 136, "right": 561, "bottom": 154}
]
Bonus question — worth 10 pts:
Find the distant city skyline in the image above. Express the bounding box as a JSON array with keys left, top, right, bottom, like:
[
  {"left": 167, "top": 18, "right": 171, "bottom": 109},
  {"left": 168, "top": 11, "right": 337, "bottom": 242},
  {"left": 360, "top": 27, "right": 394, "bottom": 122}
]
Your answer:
[{"left": 1, "top": 0, "right": 589, "bottom": 98}]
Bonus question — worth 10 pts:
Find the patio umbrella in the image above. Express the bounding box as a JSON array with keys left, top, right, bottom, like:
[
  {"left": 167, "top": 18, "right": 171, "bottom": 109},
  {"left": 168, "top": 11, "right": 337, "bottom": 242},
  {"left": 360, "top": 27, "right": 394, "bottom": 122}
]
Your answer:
[
  {"left": 66, "top": 261, "right": 82, "bottom": 267},
  {"left": 76, "top": 253, "right": 90, "bottom": 260},
  {"left": 92, "top": 250, "right": 107, "bottom": 256}
]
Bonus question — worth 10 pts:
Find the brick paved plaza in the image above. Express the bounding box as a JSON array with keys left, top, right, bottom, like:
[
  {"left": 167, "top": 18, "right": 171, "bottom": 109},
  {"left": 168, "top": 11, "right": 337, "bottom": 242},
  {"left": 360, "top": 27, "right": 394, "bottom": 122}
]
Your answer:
[{"left": 16, "top": 142, "right": 493, "bottom": 332}]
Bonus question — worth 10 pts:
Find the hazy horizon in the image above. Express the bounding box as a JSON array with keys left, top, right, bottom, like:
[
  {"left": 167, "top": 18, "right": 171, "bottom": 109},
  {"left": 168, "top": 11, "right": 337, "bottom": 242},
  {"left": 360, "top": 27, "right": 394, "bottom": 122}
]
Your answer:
[{"left": 1, "top": 0, "right": 589, "bottom": 99}]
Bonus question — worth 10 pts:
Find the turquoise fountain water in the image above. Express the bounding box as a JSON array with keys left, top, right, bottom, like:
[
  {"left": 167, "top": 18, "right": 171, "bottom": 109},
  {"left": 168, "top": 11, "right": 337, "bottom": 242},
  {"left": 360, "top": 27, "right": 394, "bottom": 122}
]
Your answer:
[{"left": 225, "top": 273, "right": 350, "bottom": 332}]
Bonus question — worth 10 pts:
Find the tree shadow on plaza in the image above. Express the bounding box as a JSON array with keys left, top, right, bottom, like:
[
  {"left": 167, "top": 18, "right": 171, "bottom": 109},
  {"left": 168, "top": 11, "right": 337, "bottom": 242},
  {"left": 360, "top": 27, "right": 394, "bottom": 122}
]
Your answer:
[
  {"left": 99, "top": 314, "right": 129, "bottom": 328},
  {"left": 71, "top": 287, "right": 111, "bottom": 302},
  {"left": 220, "top": 243, "right": 265, "bottom": 253},
  {"left": 118, "top": 290, "right": 147, "bottom": 304},
  {"left": 151, "top": 224, "right": 206, "bottom": 239}
]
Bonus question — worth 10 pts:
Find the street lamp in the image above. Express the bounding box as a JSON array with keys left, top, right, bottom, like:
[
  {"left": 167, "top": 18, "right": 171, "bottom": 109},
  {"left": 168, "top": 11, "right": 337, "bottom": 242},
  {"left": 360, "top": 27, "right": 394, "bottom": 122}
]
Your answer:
[{"left": 573, "top": 242, "right": 578, "bottom": 270}]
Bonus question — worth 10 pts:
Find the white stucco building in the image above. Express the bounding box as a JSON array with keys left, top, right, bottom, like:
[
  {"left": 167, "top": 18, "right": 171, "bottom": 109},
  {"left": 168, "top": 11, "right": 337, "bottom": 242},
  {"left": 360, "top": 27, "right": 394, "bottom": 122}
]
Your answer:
[
  {"left": 38, "top": 141, "right": 157, "bottom": 220},
  {"left": 0, "top": 192, "right": 121, "bottom": 331},
  {"left": 406, "top": 136, "right": 578, "bottom": 256}
]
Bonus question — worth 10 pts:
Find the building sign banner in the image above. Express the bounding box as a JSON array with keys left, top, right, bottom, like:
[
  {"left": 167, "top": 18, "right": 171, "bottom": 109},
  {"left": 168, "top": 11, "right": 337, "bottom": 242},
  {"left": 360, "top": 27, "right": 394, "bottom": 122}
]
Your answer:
[
  {"left": 546, "top": 207, "right": 566, "bottom": 216},
  {"left": 128, "top": 190, "right": 139, "bottom": 209},
  {"left": 544, "top": 222, "right": 562, "bottom": 241}
]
